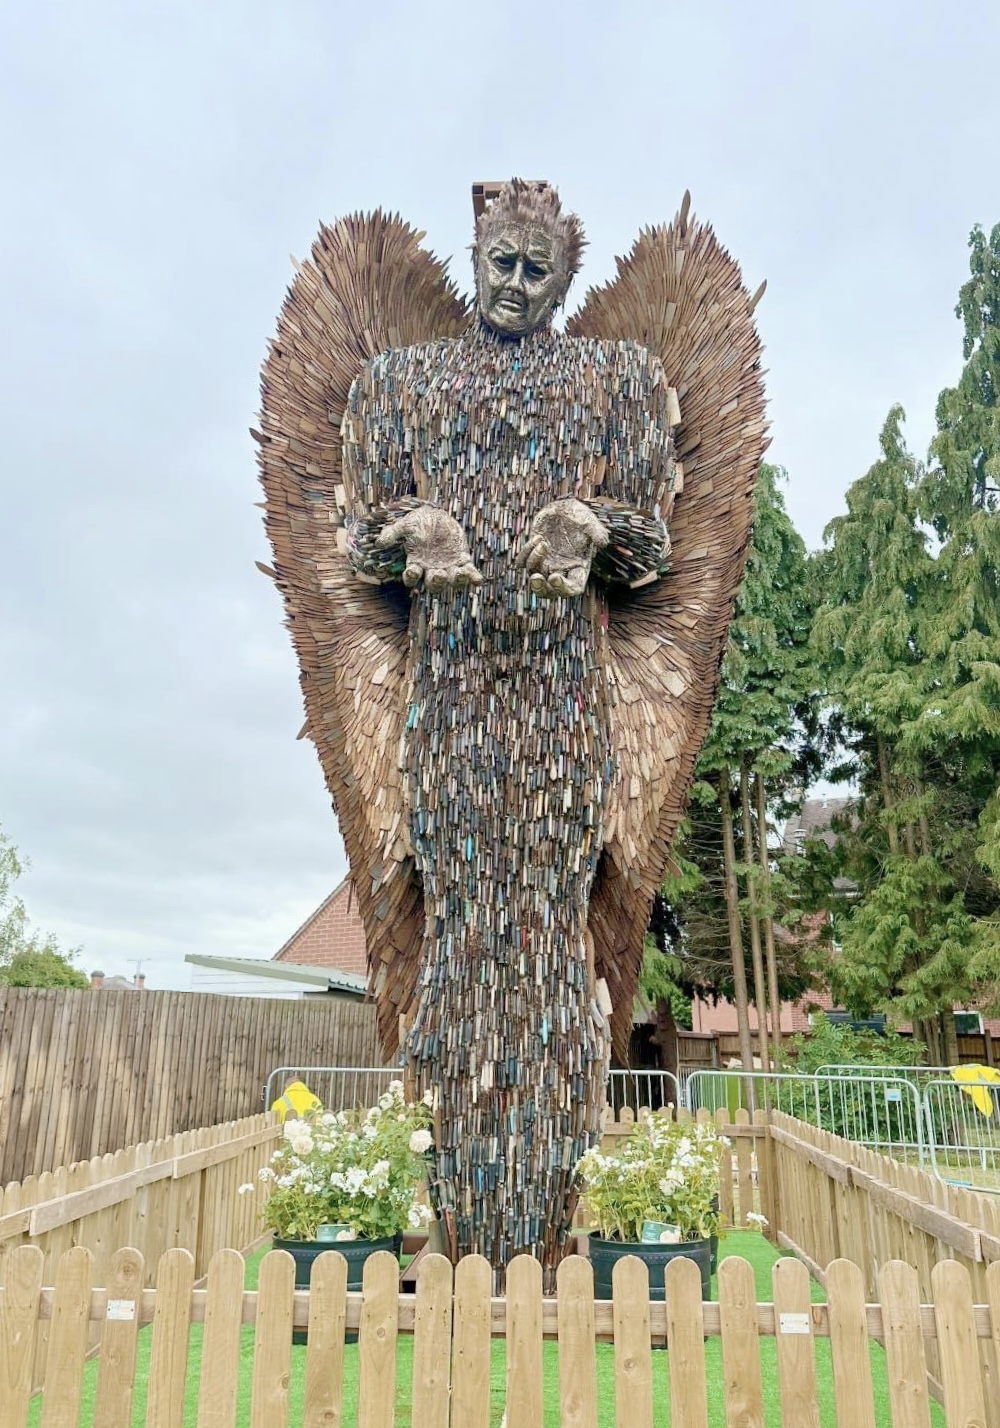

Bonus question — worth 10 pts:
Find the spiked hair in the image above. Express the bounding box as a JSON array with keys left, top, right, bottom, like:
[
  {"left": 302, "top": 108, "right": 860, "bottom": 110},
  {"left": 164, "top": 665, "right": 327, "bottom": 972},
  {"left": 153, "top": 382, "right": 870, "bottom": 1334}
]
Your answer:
[{"left": 474, "top": 179, "right": 586, "bottom": 287}]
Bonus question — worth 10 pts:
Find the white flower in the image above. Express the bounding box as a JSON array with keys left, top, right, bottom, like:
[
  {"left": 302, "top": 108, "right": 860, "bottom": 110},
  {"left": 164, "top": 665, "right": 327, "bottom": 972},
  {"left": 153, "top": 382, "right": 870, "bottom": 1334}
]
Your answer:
[
  {"left": 258, "top": 1167, "right": 276, "bottom": 1182},
  {"left": 289, "top": 1135, "right": 313, "bottom": 1157},
  {"left": 408, "top": 1202, "right": 433, "bottom": 1228},
  {"left": 409, "top": 1129, "right": 433, "bottom": 1154},
  {"left": 746, "top": 1212, "right": 769, "bottom": 1228},
  {"left": 422, "top": 1089, "right": 434, "bottom": 1108},
  {"left": 371, "top": 1159, "right": 390, "bottom": 1178},
  {"left": 379, "top": 1093, "right": 394, "bottom": 1110},
  {"left": 238, "top": 1183, "right": 255, "bottom": 1196},
  {"left": 388, "top": 1079, "right": 404, "bottom": 1095},
  {"left": 344, "top": 1167, "right": 367, "bottom": 1194}
]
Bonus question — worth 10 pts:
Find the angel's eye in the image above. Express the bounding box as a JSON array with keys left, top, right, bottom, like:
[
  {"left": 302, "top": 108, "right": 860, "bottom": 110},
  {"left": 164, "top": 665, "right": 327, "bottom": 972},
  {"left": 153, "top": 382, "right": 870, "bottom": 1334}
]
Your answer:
[
  {"left": 524, "top": 262, "right": 548, "bottom": 280},
  {"left": 492, "top": 253, "right": 516, "bottom": 271}
]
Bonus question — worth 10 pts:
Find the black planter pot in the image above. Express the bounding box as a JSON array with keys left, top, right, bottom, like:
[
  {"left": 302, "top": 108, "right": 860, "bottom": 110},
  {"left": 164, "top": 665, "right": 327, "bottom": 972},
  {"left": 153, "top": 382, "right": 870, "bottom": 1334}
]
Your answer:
[
  {"left": 274, "top": 1235, "right": 397, "bottom": 1343},
  {"left": 588, "top": 1235, "right": 712, "bottom": 1302}
]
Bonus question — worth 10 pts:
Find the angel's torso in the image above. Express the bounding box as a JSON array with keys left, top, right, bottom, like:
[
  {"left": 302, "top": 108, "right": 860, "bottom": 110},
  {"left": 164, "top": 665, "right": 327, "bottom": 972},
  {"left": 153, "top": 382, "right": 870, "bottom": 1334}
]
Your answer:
[{"left": 363, "top": 322, "right": 667, "bottom": 640}]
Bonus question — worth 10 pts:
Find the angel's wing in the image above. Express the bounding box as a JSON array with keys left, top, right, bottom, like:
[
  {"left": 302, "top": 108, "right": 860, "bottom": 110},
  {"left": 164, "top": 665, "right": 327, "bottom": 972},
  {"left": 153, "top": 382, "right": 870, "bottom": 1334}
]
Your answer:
[
  {"left": 567, "top": 198, "right": 768, "bottom": 1059},
  {"left": 256, "top": 213, "right": 469, "bottom": 1056}
]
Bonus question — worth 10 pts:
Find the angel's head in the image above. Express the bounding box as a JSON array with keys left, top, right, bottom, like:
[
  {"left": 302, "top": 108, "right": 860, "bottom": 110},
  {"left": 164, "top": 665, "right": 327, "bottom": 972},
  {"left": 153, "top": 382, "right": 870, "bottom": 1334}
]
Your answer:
[{"left": 473, "top": 179, "right": 585, "bottom": 336}]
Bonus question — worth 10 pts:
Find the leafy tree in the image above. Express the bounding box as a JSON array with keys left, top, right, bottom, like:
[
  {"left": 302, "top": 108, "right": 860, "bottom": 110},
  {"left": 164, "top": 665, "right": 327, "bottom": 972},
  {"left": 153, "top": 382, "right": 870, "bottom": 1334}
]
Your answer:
[
  {"left": 0, "top": 947, "right": 88, "bottom": 989},
  {"left": 0, "top": 822, "right": 86, "bottom": 988}
]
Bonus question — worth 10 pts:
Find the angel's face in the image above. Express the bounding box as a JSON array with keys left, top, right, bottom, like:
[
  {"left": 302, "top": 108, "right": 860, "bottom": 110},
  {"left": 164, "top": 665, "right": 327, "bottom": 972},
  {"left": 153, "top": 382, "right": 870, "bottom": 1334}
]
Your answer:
[{"left": 477, "top": 224, "right": 567, "bottom": 336}]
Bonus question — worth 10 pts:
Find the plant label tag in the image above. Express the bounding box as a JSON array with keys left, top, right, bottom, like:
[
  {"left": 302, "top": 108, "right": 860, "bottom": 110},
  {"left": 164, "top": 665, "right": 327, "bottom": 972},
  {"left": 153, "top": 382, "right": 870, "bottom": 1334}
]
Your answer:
[
  {"left": 779, "top": 1312, "right": 810, "bottom": 1335},
  {"left": 107, "top": 1299, "right": 136, "bottom": 1322},
  {"left": 884, "top": 1088, "right": 902, "bottom": 1103}
]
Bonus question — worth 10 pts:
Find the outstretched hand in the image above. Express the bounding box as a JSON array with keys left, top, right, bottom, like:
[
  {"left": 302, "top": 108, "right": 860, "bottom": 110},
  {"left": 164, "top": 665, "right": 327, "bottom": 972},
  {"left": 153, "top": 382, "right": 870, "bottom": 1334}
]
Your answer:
[
  {"left": 375, "top": 507, "right": 483, "bottom": 594},
  {"left": 516, "top": 499, "right": 609, "bottom": 598}
]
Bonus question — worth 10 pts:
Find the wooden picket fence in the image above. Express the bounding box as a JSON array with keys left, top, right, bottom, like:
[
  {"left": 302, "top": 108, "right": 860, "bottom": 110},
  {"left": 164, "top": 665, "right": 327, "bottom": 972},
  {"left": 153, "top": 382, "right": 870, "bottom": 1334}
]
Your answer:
[
  {"left": 3, "top": 1242, "right": 1000, "bottom": 1426},
  {"left": 0, "top": 1112, "right": 281, "bottom": 1395}
]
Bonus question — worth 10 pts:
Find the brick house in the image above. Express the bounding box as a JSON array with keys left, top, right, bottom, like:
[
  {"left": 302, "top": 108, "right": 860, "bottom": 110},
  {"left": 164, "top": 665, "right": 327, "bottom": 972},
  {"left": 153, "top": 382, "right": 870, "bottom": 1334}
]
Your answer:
[{"left": 271, "top": 879, "right": 367, "bottom": 977}]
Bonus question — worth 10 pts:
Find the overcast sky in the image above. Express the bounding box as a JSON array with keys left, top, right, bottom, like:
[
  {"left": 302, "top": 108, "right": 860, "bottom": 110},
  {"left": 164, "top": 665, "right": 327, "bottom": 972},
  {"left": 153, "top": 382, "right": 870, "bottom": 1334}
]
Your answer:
[{"left": 2, "top": 0, "right": 998, "bottom": 988}]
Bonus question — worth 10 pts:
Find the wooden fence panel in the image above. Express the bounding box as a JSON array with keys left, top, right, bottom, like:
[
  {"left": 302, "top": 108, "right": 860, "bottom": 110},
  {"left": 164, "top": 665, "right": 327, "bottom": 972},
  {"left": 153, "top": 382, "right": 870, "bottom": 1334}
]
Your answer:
[
  {"left": 195, "top": 1249, "right": 244, "bottom": 1428},
  {"left": 665, "top": 1256, "right": 708, "bottom": 1428},
  {"left": 7, "top": 1247, "right": 1000, "bottom": 1425},
  {"left": 92, "top": 1247, "right": 144, "bottom": 1428},
  {"left": 507, "top": 1254, "right": 544, "bottom": 1428},
  {"left": 612, "top": 1255, "right": 653, "bottom": 1428},
  {"left": 878, "top": 1261, "right": 932, "bottom": 1428},
  {"left": 718, "top": 1256, "right": 764, "bottom": 1428},
  {"left": 0, "top": 986, "right": 383, "bottom": 1183},
  {"left": 0, "top": 1244, "right": 42, "bottom": 1424},
  {"left": 452, "top": 1254, "right": 491, "bottom": 1428},
  {"left": 557, "top": 1255, "right": 598, "bottom": 1428},
  {"left": 250, "top": 1248, "right": 294, "bottom": 1428}
]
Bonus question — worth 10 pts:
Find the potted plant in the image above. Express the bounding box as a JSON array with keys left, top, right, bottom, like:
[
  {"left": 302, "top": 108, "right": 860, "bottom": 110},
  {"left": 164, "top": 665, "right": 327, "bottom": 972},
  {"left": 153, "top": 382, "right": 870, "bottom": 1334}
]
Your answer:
[
  {"left": 244, "top": 1080, "right": 434, "bottom": 1317},
  {"left": 576, "top": 1114, "right": 727, "bottom": 1301}
]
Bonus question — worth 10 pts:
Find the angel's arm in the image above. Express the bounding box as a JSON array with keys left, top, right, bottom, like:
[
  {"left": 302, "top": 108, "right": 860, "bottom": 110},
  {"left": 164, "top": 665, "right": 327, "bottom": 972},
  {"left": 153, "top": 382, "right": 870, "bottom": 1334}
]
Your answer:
[
  {"left": 587, "top": 350, "right": 676, "bottom": 586},
  {"left": 342, "top": 355, "right": 480, "bottom": 591},
  {"left": 518, "top": 352, "right": 675, "bottom": 596}
]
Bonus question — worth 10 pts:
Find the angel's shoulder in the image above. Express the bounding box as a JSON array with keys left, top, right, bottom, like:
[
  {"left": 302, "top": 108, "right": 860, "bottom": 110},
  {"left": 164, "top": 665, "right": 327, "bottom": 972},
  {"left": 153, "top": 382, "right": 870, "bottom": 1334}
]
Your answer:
[
  {"left": 566, "top": 334, "right": 664, "bottom": 381},
  {"left": 349, "top": 339, "right": 458, "bottom": 408}
]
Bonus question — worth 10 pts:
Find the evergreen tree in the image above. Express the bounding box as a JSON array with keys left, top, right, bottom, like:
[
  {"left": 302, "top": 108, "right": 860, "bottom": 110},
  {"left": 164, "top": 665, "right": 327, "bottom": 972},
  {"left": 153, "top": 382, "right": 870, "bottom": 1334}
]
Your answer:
[
  {"left": 812, "top": 225, "right": 1000, "bottom": 1051},
  {"left": 656, "top": 465, "right": 818, "bottom": 1068}
]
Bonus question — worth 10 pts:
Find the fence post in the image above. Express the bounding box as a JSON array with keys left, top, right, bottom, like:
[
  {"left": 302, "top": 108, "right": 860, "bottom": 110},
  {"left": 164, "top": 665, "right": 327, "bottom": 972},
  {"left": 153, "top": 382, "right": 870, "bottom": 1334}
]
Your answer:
[
  {"left": 557, "top": 1255, "right": 599, "bottom": 1428},
  {"left": 933, "top": 1259, "right": 988, "bottom": 1427},
  {"left": 612, "top": 1255, "right": 653, "bottom": 1428},
  {"left": 754, "top": 1109, "right": 778, "bottom": 1241},
  {"left": 410, "top": 1254, "right": 453, "bottom": 1428}
]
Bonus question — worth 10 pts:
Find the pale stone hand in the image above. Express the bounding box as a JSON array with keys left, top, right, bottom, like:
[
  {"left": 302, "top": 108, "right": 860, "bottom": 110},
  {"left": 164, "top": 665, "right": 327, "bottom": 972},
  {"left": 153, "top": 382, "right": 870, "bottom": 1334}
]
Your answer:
[
  {"left": 375, "top": 506, "right": 483, "bottom": 594},
  {"left": 516, "top": 499, "right": 609, "bottom": 598}
]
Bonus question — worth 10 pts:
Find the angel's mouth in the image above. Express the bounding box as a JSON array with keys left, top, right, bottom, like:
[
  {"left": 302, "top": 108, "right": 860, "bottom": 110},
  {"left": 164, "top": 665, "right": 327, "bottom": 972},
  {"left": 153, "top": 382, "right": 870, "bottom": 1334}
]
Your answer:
[{"left": 495, "top": 292, "right": 527, "bottom": 313}]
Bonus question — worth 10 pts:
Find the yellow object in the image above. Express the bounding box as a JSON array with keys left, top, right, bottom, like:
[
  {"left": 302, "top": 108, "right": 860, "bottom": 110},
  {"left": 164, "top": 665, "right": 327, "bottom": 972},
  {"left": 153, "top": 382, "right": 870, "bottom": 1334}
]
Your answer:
[
  {"left": 951, "top": 1063, "right": 1000, "bottom": 1117},
  {"left": 271, "top": 1080, "right": 321, "bottom": 1121}
]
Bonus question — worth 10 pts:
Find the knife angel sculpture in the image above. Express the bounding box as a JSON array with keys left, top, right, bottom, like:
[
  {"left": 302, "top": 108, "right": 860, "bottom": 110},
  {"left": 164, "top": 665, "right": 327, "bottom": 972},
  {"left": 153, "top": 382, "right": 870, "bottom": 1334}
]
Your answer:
[{"left": 257, "top": 180, "right": 766, "bottom": 1279}]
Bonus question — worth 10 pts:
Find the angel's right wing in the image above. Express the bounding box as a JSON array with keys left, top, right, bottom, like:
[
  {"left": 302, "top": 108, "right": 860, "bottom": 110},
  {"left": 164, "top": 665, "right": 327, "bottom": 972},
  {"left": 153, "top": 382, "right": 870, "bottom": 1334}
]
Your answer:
[{"left": 256, "top": 214, "right": 469, "bottom": 1055}]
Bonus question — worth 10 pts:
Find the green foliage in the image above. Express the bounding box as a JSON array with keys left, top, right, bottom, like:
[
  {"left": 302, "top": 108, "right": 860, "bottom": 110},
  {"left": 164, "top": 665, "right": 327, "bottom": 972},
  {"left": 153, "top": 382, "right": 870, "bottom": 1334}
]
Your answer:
[
  {"left": 776, "top": 1014, "right": 923, "bottom": 1075},
  {"left": 810, "top": 224, "right": 1000, "bottom": 1028},
  {"left": 657, "top": 465, "right": 821, "bottom": 1009},
  {"left": 577, "top": 1114, "right": 724, "bottom": 1243},
  {"left": 255, "top": 1081, "right": 434, "bottom": 1241},
  {"left": 639, "top": 942, "right": 692, "bottom": 1028},
  {"left": 0, "top": 947, "right": 88, "bottom": 989},
  {"left": 0, "top": 822, "right": 84, "bottom": 984}
]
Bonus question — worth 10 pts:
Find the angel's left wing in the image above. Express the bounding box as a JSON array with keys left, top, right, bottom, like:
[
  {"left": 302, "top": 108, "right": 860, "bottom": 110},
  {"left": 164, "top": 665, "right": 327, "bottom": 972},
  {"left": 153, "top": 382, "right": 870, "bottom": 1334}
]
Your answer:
[
  {"left": 256, "top": 213, "right": 469, "bottom": 1056},
  {"left": 568, "top": 199, "right": 768, "bottom": 1059}
]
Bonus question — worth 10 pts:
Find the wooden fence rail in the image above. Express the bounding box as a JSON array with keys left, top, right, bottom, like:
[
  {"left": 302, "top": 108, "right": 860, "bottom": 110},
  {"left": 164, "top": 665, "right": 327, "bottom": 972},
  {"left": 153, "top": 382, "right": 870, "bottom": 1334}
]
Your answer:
[
  {"left": 0, "top": 986, "right": 382, "bottom": 1184},
  {"left": 4, "top": 1243, "right": 998, "bottom": 1426}
]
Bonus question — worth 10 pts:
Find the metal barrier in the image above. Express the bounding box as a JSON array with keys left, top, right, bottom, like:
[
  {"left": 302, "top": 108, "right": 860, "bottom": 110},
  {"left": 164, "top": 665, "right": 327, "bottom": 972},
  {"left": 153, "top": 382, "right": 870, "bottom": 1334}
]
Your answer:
[
  {"left": 686, "top": 1068, "right": 926, "bottom": 1162},
  {"left": 264, "top": 1064, "right": 682, "bottom": 1119},
  {"left": 263, "top": 1065, "right": 398, "bottom": 1114},
  {"left": 605, "top": 1068, "right": 682, "bottom": 1114},
  {"left": 923, "top": 1076, "right": 1000, "bottom": 1192},
  {"left": 815, "top": 1062, "right": 954, "bottom": 1085}
]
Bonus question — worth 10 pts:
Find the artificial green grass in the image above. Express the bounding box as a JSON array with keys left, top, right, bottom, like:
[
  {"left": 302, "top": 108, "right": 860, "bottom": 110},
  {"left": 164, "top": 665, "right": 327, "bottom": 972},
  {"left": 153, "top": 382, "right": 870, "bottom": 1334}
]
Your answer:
[{"left": 27, "top": 1233, "right": 945, "bottom": 1426}]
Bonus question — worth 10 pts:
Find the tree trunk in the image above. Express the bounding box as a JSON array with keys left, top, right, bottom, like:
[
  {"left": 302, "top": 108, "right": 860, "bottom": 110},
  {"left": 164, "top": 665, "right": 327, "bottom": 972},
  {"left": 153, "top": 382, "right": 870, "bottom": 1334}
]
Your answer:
[
  {"left": 741, "top": 760, "right": 771, "bottom": 1073},
  {"left": 941, "top": 1009, "right": 960, "bottom": 1068},
  {"left": 876, "top": 734, "right": 899, "bottom": 855},
  {"left": 719, "top": 766, "right": 755, "bottom": 1077},
  {"left": 755, "top": 772, "right": 782, "bottom": 1055}
]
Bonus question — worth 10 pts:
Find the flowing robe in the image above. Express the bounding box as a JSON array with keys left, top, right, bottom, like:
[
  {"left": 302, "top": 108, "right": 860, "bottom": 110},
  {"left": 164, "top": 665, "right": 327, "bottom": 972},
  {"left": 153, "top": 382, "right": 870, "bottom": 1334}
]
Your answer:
[{"left": 343, "top": 318, "right": 674, "bottom": 1275}]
